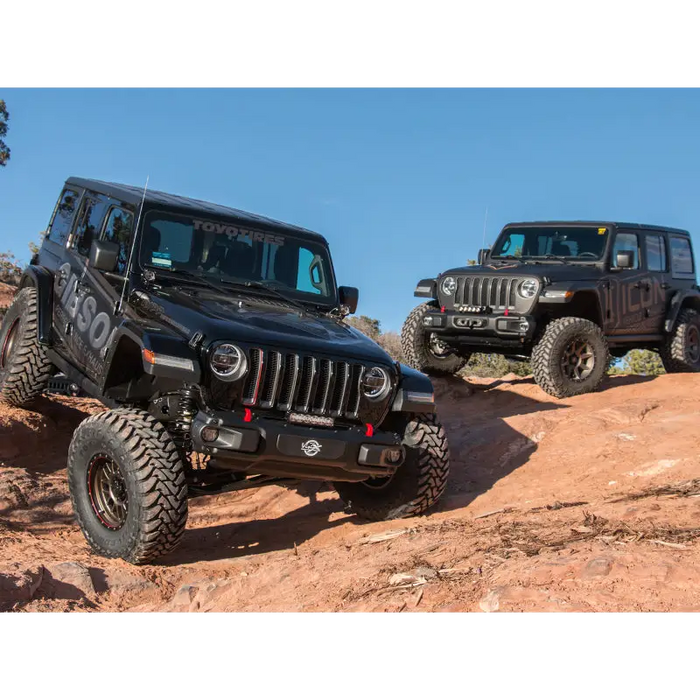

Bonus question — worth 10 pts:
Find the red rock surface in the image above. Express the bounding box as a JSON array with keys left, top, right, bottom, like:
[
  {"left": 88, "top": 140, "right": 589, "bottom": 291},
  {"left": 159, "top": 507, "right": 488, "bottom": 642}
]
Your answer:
[{"left": 2, "top": 373, "right": 700, "bottom": 611}]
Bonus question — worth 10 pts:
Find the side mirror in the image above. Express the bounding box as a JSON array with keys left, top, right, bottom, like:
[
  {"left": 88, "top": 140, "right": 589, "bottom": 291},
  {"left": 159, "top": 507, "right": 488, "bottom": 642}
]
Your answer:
[
  {"left": 339, "top": 286, "right": 359, "bottom": 314},
  {"left": 615, "top": 250, "right": 634, "bottom": 269},
  {"left": 478, "top": 248, "right": 491, "bottom": 265},
  {"left": 90, "top": 240, "right": 120, "bottom": 272}
]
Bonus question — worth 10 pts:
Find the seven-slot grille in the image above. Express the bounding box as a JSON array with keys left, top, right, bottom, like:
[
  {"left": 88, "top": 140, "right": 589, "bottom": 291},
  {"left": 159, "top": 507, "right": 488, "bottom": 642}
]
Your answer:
[
  {"left": 454, "top": 276, "right": 525, "bottom": 310},
  {"left": 242, "top": 349, "right": 370, "bottom": 420}
]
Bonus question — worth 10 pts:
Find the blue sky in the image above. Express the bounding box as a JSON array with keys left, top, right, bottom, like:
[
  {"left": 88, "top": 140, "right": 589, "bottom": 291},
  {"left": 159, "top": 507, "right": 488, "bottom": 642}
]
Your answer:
[{"left": 1, "top": 89, "right": 700, "bottom": 332}]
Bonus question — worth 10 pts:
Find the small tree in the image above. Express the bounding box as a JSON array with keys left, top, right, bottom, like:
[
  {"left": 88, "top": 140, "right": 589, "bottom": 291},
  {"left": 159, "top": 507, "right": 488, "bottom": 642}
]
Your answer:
[
  {"left": 0, "top": 99, "right": 10, "bottom": 167},
  {"left": 620, "top": 349, "right": 665, "bottom": 376},
  {"left": 0, "top": 251, "right": 21, "bottom": 285}
]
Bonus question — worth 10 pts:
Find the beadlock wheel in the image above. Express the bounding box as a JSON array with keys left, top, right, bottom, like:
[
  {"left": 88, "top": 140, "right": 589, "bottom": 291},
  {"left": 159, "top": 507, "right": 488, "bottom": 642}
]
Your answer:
[{"left": 87, "top": 454, "right": 129, "bottom": 530}]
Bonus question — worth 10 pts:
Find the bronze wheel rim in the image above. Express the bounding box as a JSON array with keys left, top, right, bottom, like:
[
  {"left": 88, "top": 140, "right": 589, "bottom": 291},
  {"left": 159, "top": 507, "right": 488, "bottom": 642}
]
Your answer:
[
  {"left": 0, "top": 318, "right": 19, "bottom": 370},
  {"left": 87, "top": 454, "right": 129, "bottom": 530},
  {"left": 561, "top": 338, "right": 595, "bottom": 382}
]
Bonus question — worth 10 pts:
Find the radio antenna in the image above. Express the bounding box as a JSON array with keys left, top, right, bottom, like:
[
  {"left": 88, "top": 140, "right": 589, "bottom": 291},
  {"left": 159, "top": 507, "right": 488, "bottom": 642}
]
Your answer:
[
  {"left": 117, "top": 176, "right": 149, "bottom": 314},
  {"left": 481, "top": 206, "right": 489, "bottom": 250}
]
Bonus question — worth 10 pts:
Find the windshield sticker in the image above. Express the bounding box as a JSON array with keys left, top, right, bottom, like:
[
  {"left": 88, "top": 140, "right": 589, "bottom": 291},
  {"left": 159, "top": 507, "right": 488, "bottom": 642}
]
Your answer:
[
  {"left": 193, "top": 219, "right": 285, "bottom": 246},
  {"left": 151, "top": 252, "right": 172, "bottom": 268},
  {"left": 598, "top": 227, "right": 606, "bottom": 235}
]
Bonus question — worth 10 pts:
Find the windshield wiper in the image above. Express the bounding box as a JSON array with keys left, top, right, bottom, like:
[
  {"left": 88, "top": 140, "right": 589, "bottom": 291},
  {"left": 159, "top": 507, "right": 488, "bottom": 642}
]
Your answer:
[
  {"left": 145, "top": 266, "right": 236, "bottom": 297},
  {"left": 535, "top": 255, "right": 570, "bottom": 265},
  {"left": 219, "top": 278, "right": 310, "bottom": 313}
]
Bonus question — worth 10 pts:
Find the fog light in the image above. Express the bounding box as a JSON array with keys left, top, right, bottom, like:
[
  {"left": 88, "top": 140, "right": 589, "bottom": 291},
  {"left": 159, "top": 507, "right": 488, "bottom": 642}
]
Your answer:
[
  {"left": 519, "top": 321, "right": 529, "bottom": 332},
  {"left": 385, "top": 448, "right": 402, "bottom": 464},
  {"left": 201, "top": 426, "right": 220, "bottom": 443}
]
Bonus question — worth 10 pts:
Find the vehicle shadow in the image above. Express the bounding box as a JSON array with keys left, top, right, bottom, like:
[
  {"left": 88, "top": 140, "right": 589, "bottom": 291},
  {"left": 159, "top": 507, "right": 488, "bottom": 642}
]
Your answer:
[{"left": 161, "top": 488, "right": 358, "bottom": 566}]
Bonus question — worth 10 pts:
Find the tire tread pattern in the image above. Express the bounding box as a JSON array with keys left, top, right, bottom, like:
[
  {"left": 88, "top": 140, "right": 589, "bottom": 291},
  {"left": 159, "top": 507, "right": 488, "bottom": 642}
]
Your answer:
[
  {"left": 0, "top": 287, "right": 54, "bottom": 407},
  {"left": 660, "top": 308, "right": 700, "bottom": 374},
  {"left": 68, "top": 408, "right": 188, "bottom": 565}
]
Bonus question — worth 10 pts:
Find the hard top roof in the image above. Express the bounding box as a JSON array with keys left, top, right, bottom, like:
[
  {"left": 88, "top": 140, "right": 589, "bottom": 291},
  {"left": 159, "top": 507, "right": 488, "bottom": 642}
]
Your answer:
[
  {"left": 66, "top": 177, "right": 326, "bottom": 242},
  {"left": 503, "top": 220, "right": 690, "bottom": 236}
]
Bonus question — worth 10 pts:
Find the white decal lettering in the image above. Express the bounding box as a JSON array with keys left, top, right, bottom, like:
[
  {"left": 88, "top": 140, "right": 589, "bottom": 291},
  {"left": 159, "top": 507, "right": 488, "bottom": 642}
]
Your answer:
[
  {"left": 76, "top": 296, "right": 96, "bottom": 333},
  {"left": 89, "top": 312, "right": 111, "bottom": 349}
]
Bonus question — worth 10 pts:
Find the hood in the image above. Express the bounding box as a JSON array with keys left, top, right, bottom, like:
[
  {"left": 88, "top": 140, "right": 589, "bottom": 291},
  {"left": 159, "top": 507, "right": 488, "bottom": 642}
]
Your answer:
[
  {"left": 137, "top": 286, "right": 393, "bottom": 364},
  {"left": 441, "top": 262, "right": 605, "bottom": 282}
]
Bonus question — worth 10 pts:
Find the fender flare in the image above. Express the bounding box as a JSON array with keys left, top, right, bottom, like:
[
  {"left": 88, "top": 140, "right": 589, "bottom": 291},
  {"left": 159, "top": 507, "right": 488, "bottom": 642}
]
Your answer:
[
  {"left": 101, "top": 321, "right": 201, "bottom": 393},
  {"left": 392, "top": 363, "right": 436, "bottom": 413},
  {"left": 19, "top": 265, "right": 54, "bottom": 344},
  {"left": 664, "top": 289, "right": 700, "bottom": 333}
]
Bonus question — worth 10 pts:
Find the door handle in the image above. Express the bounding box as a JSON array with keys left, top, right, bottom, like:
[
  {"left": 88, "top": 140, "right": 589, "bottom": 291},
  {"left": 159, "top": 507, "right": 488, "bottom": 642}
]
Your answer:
[
  {"left": 660, "top": 282, "right": 671, "bottom": 289},
  {"left": 633, "top": 281, "right": 651, "bottom": 291}
]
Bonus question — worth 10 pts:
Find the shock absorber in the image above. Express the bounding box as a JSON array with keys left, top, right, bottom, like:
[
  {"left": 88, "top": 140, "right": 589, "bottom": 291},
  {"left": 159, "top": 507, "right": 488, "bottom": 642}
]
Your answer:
[{"left": 173, "top": 387, "right": 197, "bottom": 461}]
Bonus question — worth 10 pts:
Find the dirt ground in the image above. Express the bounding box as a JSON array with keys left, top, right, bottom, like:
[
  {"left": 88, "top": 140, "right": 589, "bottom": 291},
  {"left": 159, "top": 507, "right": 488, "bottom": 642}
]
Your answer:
[{"left": 3, "top": 370, "right": 700, "bottom": 612}]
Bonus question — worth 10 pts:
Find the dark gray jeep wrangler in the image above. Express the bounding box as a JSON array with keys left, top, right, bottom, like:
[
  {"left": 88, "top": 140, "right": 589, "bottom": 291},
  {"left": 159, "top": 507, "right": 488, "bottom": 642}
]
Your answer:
[
  {"left": 0, "top": 177, "right": 449, "bottom": 564},
  {"left": 402, "top": 221, "right": 700, "bottom": 397}
]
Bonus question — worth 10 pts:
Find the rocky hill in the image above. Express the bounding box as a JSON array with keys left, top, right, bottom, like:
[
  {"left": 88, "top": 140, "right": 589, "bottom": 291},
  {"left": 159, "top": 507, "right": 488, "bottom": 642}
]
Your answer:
[{"left": 2, "top": 371, "right": 700, "bottom": 611}]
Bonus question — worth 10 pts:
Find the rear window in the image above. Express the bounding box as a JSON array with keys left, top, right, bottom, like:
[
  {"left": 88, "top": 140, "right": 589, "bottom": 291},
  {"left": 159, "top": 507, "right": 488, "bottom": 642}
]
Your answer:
[{"left": 670, "top": 236, "right": 694, "bottom": 275}]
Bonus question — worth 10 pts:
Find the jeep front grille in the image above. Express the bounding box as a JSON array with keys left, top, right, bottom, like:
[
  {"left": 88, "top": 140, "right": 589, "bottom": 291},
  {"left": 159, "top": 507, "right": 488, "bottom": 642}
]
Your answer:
[
  {"left": 455, "top": 276, "right": 524, "bottom": 310},
  {"left": 242, "top": 349, "right": 368, "bottom": 420}
]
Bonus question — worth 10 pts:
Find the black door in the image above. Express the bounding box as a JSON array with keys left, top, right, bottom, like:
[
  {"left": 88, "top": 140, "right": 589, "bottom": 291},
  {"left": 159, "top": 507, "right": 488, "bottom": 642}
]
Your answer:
[
  {"left": 640, "top": 232, "right": 670, "bottom": 334},
  {"left": 605, "top": 231, "right": 646, "bottom": 335}
]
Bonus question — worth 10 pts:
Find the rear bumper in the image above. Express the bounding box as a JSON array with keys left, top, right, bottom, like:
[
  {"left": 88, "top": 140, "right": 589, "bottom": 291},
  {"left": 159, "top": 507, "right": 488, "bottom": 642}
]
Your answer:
[
  {"left": 421, "top": 309, "right": 537, "bottom": 345},
  {"left": 190, "top": 410, "right": 405, "bottom": 483}
]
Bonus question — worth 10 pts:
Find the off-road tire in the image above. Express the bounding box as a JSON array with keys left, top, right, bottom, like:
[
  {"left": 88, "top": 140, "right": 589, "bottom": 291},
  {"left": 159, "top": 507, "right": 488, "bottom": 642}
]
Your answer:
[
  {"left": 68, "top": 408, "right": 188, "bottom": 564},
  {"left": 660, "top": 308, "right": 700, "bottom": 373},
  {"left": 334, "top": 413, "right": 449, "bottom": 520},
  {"left": 401, "top": 303, "right": 469, "bottom": 376},
  {"left": 0, "top": 287, "right": 54, "bottom": 407},
  {"left": 531, "top": 316, "right": 609, "bottom": 399}
]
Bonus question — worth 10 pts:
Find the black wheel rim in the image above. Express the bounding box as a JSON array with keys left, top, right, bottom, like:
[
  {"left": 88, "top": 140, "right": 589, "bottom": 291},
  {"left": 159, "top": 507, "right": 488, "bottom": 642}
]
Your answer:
[
  {"left": 87, "top": 454, "right": 129, "bottom": 530},
  {"left": 687, "top": 326, "right": 700, "bottom": 364},
  {"left": 428, "top": 333, "right": 452, "bottom": 359},
  {"left": 561, "top": 338, "right": 595, "bottom": 382},
  {"left": 0, "top": 318, "right": 19, "bottom": 370}
]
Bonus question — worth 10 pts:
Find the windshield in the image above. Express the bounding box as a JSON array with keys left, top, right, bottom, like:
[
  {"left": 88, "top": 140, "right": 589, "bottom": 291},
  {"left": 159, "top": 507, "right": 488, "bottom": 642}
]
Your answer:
[
  {"left": 491, "top": 226, "right": 609, "bottom": 261},
  {"left": 138, "top": 211, "right": 337, "bottom": 304}
]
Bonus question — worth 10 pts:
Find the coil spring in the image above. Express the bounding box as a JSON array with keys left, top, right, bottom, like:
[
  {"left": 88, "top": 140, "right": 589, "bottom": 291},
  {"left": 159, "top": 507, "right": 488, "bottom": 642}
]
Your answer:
[{"left": 173, "top": 388, "right": 197, "bottom": 457}]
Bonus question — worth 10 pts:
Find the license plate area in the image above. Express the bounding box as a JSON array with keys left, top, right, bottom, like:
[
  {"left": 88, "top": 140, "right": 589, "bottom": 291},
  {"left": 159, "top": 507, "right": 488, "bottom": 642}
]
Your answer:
[
  {"left": 454, "top": 316, "right": 487, "bottom": 328},
  {"left": 276, "top": 434, "right": 346, "bottom": 460}
]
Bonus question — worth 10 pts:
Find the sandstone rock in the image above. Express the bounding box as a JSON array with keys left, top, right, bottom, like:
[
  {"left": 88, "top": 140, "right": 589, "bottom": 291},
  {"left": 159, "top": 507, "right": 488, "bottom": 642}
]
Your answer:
[
  {"left": 40, "top": 561, "right": 95, "bottom": 600},
  {"left": 100, "top": 568, "right": 156, "bottom": 595},
  {"left": 0, "top": 564, "right": 43, "bottom": 606},
  {"left": 581, "top": 557, "right": 613, "bottom": 579}
]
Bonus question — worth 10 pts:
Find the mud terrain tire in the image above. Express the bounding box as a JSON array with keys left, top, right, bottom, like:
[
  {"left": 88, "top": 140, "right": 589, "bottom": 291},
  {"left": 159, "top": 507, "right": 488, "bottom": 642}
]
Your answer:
[
  {"left": 68, "top": 408, "right": 188, "bottom": 565},
  {"left": 401, "top": 303, "right": 469, "bottom": 376},
  {"left": 659, "top": 308, "right": 700, "bottom": 373},
  {"left": 0, "top": 287, "right": 54, "bottom": 407},
  {"left": 334, "top": 413, "right": 449, "bottom": 520},
  {"left": 532, "top": 316, "right": 609, "bottom": 399}
]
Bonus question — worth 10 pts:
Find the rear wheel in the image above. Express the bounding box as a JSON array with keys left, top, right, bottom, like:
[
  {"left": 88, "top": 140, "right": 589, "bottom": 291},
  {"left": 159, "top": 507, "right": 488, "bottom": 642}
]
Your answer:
[
  {"left": 334, "top": 413, "right": 450, "bottom": 520},
  {"left": 401, "top": 303, "right": 469, "bottom": 376},
  {"left": 0, "top": 287, "right": 54, "bottom": 407},
  {"left": 68, "top": 408, "right": 188, "bottom": 564},
  {"left": 660, "top": 308, "right": 700, "bottom": 373},
  {"left": 531, "top": 317, "right": 609, "bottom": 398}
]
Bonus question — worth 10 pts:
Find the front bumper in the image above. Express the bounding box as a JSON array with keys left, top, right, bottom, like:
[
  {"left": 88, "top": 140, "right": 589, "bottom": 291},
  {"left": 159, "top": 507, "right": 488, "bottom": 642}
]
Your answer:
[
  {"left": 422, "top": 309, "right": 537, "bottom": 346},
  {"left": 190, "top": 410, "right": 405, "bottom": 483}
]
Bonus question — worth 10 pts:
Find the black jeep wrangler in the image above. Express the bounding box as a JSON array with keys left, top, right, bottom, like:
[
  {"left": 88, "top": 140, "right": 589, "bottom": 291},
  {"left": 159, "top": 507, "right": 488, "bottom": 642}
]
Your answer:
[
  {"left": 402, "top": 221, "right": 700, "bottom": 397},
  {"left": 0, "top": 177, "right": 448, "bottom": 564}
]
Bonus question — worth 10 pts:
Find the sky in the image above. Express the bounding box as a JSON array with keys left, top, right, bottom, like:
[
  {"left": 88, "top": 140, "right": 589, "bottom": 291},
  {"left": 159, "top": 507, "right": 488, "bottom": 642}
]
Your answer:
[{"left": 1, "top": 88, "right": 700, "bottom": 332}]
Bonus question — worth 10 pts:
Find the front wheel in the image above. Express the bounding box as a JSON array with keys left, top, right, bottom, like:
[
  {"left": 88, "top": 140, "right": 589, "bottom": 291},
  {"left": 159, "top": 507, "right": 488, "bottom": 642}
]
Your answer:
[
  {"left": 660, "top": 308, "right": 700, "bottom": 373},
  {"left": 401, "top": 303, "right": 469, "bottom": 376},
  {"left": 68, "top": 408, "right": 188, "bottom": 564},
  {"left": 531, "top": 317, "right": 609, "bottom": 398},
  {"left": 334, "top": 413, "right": 450, "bottom": 520}
]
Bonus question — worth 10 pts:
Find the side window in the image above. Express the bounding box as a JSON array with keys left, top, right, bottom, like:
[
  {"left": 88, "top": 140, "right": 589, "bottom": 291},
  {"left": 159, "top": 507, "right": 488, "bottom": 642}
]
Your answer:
[
  {"left": 103, "top": 207, "right": 134, "bottom": 275},
  {"left": 612, "top": 232, "right": 640, "bottom": 269},
  {"left": 72, "top": 194, "right": 110, "bottom": 258},
  {"left": 645, "top": 235, "right": 667, "bottom": 272},
  {"left": 670, "top": 237, "right": 694, "bottom": 275},
  {"left": 296, "top": 247, "right": 326, "bottom": 295},
  {"left": 47, "top": 189, "right": 80, "bottom": 246}
]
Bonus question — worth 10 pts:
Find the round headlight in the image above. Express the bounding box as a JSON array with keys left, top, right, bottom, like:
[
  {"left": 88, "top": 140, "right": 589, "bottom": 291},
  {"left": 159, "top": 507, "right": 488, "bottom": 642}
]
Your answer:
[
  {"left": 210, "top": 343, "right": 247, "bottom": 381},
  {"left": 441, "top": 276, "right": 457, "bottom": 296},
  {"left": 360, "top": 366, "right": 391, "bottom": 401},
  {"left": 518, "top": 279, "right": 538, "bottom": 299}
]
